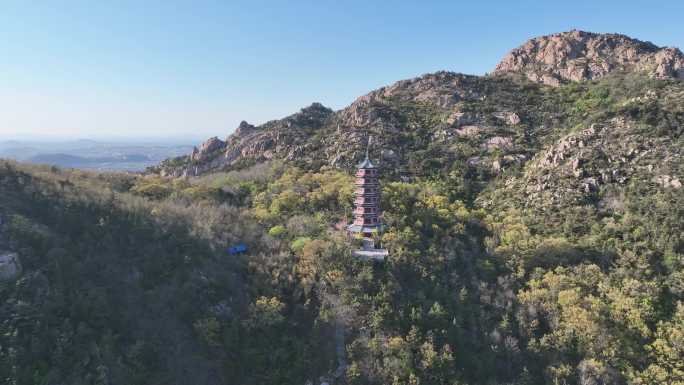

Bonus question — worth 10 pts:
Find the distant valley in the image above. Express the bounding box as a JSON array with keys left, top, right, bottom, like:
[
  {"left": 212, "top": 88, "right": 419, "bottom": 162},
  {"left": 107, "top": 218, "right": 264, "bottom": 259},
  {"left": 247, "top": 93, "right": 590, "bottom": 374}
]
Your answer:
[{"left": 0, "top": 139, "right": 195, "bottom": 171}]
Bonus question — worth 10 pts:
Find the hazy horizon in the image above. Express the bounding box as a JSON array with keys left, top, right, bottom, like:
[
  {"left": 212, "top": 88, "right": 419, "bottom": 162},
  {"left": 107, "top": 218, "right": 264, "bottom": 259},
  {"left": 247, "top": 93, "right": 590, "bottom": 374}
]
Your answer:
[
  {"left": 0, "top": 133, "right": 204, "bottom": 144},
  {"left": 2, "top": 0, "right": 684, "bottom": 142}
]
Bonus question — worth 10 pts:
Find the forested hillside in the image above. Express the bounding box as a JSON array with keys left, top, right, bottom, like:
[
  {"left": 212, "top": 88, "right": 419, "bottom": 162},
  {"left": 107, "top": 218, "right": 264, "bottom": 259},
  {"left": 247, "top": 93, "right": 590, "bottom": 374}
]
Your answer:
[{"left": 1, "top": 31, "right": 683, "bottom": 385}]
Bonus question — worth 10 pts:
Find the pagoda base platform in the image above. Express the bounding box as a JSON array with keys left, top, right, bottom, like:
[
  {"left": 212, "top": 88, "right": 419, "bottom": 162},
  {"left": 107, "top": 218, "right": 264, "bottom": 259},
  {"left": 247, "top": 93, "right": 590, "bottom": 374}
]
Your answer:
[
  {"left": 346, "top": 224, "right": 384, "bottom": 233},
  {"left": 352, "top": 248, "right": 388, "bottom": 261}
]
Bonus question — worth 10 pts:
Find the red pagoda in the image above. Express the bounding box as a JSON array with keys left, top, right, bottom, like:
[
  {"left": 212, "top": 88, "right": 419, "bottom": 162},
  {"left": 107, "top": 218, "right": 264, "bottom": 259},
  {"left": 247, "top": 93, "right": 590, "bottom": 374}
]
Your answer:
[{"left": 347, "top": 140, "right": 388, "bottom": 260}]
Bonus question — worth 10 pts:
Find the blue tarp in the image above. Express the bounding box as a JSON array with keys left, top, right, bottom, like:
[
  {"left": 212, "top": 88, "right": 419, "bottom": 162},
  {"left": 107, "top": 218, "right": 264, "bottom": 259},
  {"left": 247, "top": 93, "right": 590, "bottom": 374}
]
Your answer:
[{"left": 227, "top": 243, "right": 248, "bottom": 255}]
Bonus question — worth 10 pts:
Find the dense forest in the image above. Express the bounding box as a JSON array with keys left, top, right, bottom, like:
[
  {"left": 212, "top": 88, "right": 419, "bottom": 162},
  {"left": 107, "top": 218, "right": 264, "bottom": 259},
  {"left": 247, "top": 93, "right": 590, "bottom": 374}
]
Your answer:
[{"left": 1, "top": 71, "right": 683, "bottom": 385}]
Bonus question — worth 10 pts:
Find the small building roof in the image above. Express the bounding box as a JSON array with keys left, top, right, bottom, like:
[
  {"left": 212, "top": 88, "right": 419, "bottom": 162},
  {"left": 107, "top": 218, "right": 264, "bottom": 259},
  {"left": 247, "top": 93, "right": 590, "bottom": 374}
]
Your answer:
[{"left": 357, "top": 157, "right": 376, "bottom": 169}]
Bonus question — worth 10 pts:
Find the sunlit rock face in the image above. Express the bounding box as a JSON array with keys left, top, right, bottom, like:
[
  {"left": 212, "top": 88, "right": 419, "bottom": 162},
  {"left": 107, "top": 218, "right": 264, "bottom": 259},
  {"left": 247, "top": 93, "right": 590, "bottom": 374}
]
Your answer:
[{"left": 494, "top": 30, "right": 684, "bottom": 86}]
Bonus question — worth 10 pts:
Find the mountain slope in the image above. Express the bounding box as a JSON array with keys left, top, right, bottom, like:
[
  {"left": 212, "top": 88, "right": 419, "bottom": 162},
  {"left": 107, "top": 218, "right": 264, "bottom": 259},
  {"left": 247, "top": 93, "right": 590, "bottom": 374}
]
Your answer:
[
  {"left": 0, "top": 162, "right": 337, "bottom": 384},
  {"left": 2, "top": 30, "right": 684, "bottom": 385},
  {"left": 154, "top": 72, "right": 547, "bottom": 178}
]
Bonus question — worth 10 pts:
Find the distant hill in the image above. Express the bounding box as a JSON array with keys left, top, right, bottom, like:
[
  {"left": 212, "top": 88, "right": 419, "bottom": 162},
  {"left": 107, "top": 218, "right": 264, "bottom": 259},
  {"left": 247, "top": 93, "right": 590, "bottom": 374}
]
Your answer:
[
  {"left": 1, "top": 140, "right": 194, "bottom": 171},
  {"left": 29, "top": 153, "right": 95, "bottom": 166},
  {"left": 29, "top": 153, "right": 151, "bottom": 166},
  {"left": 26, "top": 152, "right": 158, "bottom": 171}
]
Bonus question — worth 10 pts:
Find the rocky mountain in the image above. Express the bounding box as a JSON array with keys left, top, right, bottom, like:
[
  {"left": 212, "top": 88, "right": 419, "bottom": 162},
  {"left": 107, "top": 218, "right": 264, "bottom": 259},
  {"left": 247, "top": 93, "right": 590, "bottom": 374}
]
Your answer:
[
  {"left": 3, "top": 30, "right": 684, "bottom": 385},
  {"left": 153, "top": 30, "right": 683, "bottom": 182},
  {"left": 153, "top": 72, "right": 531, "bottom": 177},
  {"left": 154, "top": 103, "right": 335, "bottom": 177},
  {"left": 494, "top": 30, "right": 684, "bottom": 86}
]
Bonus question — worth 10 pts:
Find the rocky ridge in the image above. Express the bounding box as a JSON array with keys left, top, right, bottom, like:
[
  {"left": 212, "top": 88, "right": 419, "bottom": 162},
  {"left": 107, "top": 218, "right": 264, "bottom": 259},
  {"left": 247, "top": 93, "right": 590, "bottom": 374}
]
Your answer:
[
  {"left": 153, "top": 30, "right": 684, "bottom": 205},
  {"left": 158, "top": 103, "right": 334, "bottom": 177},
  {"left": 154, "top": 72, "right": 527, "bottom": 177}
]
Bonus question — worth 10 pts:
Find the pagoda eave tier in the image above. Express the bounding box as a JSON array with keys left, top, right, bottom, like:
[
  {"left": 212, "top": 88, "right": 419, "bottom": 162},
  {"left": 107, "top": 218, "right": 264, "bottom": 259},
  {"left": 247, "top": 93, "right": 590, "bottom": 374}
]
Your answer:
[
  {"left": 347, "top": 224, "right": 385, "bottom": 233},
  {"left": 353, "top": 212, "right": 379, "bottom": 217},
  {"left": 354, "top": 191, "right": 379, "bottom": 196}
]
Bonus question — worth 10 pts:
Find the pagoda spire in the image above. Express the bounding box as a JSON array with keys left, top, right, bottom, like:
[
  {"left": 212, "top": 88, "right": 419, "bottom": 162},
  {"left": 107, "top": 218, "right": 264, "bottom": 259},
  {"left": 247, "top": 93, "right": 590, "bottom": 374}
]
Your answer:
[{"left": 365, "top": 135, "right": 372, "bottom": 161}]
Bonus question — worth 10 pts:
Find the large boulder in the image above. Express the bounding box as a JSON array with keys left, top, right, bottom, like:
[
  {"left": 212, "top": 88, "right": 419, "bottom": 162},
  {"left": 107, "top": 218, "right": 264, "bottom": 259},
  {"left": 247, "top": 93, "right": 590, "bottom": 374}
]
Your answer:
[
  {"left": 191, "top": 137, "right": 226, "bottom": 162},
  {"left": 484, "top": 136, "right": 514, "bottom": 151}
]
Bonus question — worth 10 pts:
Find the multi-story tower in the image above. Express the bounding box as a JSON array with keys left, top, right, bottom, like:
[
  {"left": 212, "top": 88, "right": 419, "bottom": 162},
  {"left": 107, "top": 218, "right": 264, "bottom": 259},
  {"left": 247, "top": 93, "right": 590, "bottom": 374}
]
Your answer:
[
  {"left": 347, "top": 156, "right": 383, "bottom": 237},
  {"left": 347, "top": 143, "right": 388, "bottom": 260}
]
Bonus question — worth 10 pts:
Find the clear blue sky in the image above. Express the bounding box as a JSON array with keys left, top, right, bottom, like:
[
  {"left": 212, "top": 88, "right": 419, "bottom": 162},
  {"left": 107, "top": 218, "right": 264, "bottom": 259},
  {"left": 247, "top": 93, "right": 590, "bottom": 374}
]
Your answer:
[{"left": 2, "top": 0, "right": 683, "bottom": 141}]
